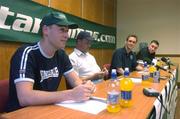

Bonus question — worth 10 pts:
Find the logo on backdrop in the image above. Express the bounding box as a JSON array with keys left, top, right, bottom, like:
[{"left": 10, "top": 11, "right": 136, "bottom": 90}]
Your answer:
[
  {"left": 0, "top": 6, "right": 115, "bottom": 44},
  {"left": 0, "top": 0, "right": 116, "bottom": 48},
  {"left": 0, "top": 6, "right": 41, "bottom": 33}
]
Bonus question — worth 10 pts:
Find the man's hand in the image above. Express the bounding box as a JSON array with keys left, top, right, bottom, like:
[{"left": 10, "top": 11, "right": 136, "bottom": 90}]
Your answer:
[
  {"left": 94, "top": 72, "right": 105, "bottom": 79},
  {"left": 71, "top": 81, "right": 96, "bottom": 102},
  {"left": 102, "top": 67, "right": 109, "bottom": 76}
]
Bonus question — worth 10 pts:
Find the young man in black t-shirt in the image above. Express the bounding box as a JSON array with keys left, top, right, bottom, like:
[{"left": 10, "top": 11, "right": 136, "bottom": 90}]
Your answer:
[{"left": 6, "top": 12, "right": 95, "bottom": 112}]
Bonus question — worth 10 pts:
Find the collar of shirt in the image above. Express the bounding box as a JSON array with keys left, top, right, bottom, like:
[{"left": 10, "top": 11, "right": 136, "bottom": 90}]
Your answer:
[
  {"left": 74, "top": 48, "right": 89, "bottom": 56},
  {"left": 122, "top": 47, "right": 133, "bottom": 56}
]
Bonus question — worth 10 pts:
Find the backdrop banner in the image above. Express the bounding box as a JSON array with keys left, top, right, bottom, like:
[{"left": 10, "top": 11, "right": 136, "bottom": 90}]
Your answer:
[{"left": 0, "top": 0, "right": 116, "bottom": 49}]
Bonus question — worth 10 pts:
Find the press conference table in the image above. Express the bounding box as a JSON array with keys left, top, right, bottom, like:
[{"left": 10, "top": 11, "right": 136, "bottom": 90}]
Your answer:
[{"left": 1, "top": 70, "right": 177, "bottom": 119}]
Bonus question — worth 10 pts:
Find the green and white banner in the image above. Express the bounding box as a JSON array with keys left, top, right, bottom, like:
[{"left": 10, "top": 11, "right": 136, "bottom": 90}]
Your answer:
[{"left": 0, "top": 0, "right": 116, "bottom": 49}]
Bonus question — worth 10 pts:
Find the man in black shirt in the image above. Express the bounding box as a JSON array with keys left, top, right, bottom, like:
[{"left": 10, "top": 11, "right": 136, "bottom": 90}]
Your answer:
[
  {"left": 110, "top": 35, "right": 143, "bottom": 76},
  {"left": 136, "top": 40, "right": 159, "bottom": 64},
  {"left": 6, "top": 12, "right": 95, "bottom": 112}
]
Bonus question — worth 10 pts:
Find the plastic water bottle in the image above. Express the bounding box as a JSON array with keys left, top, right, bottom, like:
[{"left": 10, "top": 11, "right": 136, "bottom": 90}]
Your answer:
[
  {"left": 149, "top": 63, "right": 157, "bottom": 82},
  {"left": 154, "top": 61, "right": 160, "bottom": 83},
  {"left": 107, "top": 69, "right": 120, "bottom": 113},
  {"left": 154, "top": 70, "right": 160, "bottom": 83},
  {"left": 120, "top": 68, "right": 133, "bottom": 108},
  {"left": 142, "top": 62, "right": 150, "bottom": 86}
]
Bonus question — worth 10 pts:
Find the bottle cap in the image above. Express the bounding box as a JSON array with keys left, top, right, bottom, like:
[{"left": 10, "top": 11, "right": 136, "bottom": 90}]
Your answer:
[
  {"left": 111, "top": 69, "right": 116, "bottom": 74},
  {"left": 111, "top": 69, "right": 117, "bottom": 80},
  {"left": 124, "top": 67, "right": 129, "bottom": 76},
  {"left": 144, "top": 61, "right": 147, "bottom": 67}
]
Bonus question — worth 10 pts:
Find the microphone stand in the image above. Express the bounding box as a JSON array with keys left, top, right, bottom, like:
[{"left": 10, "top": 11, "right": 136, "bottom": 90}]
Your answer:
[{"left": 168, "top": 63, "right": 171, "bottom": 69}]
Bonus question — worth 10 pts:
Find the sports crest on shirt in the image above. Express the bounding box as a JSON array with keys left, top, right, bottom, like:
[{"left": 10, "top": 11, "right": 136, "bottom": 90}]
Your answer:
[{"left": 40, "top": 67, "right": 59, "bottom": 82}]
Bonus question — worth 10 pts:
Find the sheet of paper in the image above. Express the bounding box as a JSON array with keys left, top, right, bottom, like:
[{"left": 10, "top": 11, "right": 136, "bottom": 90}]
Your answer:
[
  {"left": 131, "top": 78, "right": 142, "bottom": 83},
  {"left": 137, "top": 71, "right": 145, "bottom": 74},
  {"left": 55, "top": 99, "right": 107, "bottom": 115},
  {"left": 119, "top": 78, "right": 142, "bottom": 83}
]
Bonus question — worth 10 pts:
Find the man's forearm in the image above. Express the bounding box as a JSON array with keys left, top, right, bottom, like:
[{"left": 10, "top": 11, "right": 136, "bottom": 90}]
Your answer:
[
  {"left": 16, "top": 82, "right": 75, "bottom": 106},
  {"left": 65, "top": 71, "right": 82, "bottom": 88}
]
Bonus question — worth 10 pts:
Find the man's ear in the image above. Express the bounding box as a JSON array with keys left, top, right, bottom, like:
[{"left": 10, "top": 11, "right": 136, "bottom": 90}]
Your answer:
[{"left": 42, "top": 25, "right": 48, "bottom": 35}]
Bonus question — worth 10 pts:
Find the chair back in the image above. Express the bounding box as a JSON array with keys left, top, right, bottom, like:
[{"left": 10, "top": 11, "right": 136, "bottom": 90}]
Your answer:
[
  {"left": 139, "top": 42, "right": 148, "bottom": 50},
  {"left": 0, "top": 79, "right": 9, "bottom": 113}
]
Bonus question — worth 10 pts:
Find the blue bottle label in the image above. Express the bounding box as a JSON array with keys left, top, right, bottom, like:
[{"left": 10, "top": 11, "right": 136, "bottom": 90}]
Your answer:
[
  {"left": 154, "top": 71, "right": 160, "bottom": 83},
  {"left": 121, "top": 91, "right": 132, "bottom": 100},
  {"left": 150, "top": 73, "right": 154, "bottom": 77},
  {"left": 142, "top": 75, "right": 149, "bottom": 81},
  {"left": 107, "top": 92, "right": 119, "bottom": 104}
]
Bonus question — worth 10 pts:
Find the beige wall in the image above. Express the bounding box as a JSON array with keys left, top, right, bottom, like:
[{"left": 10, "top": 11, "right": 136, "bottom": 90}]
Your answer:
[
  {"left": 117, "top": 0, "right": 180, "bottom": 54},
  {"left": 117, "top": 0, "right": 180, "bottom": 82}
]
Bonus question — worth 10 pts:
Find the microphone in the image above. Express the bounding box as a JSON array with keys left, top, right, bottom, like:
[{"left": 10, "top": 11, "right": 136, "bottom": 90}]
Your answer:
[
  {"left": 161, "top": 57, "right": 167, "bottom": 62},
  {"left": 155, "top": 62, "right": 172, "bottom": 74},
  {"left": 155, "top": 65, "right": 167, "bottom": 71},
  {"left": 161, "top": 57, "right": 174, "bottom": 65}
]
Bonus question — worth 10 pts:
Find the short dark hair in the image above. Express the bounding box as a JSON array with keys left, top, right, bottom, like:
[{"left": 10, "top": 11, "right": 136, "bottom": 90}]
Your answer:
[
  {"left": 126, "top": 34, "right": 138, "bottom": 42},
  {"left": 150, "top": 40, "right": 159, "bottom": 46},
  {"left": 77, "top": 31, "right": 93, "bottom": 41},
  {"left": 76, "top": 31, "right": 94, "bottom": 43}
]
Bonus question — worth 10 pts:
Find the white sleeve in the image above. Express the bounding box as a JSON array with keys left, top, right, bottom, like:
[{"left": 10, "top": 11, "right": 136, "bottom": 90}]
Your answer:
[{"left": 69, "top": 54, "right": 79, "bottom": 75}]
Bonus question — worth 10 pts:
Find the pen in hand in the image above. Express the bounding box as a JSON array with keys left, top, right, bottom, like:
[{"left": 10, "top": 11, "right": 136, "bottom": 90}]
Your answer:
[{"left": 90, "top": 96, "right": 107, "bottom": 103}]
